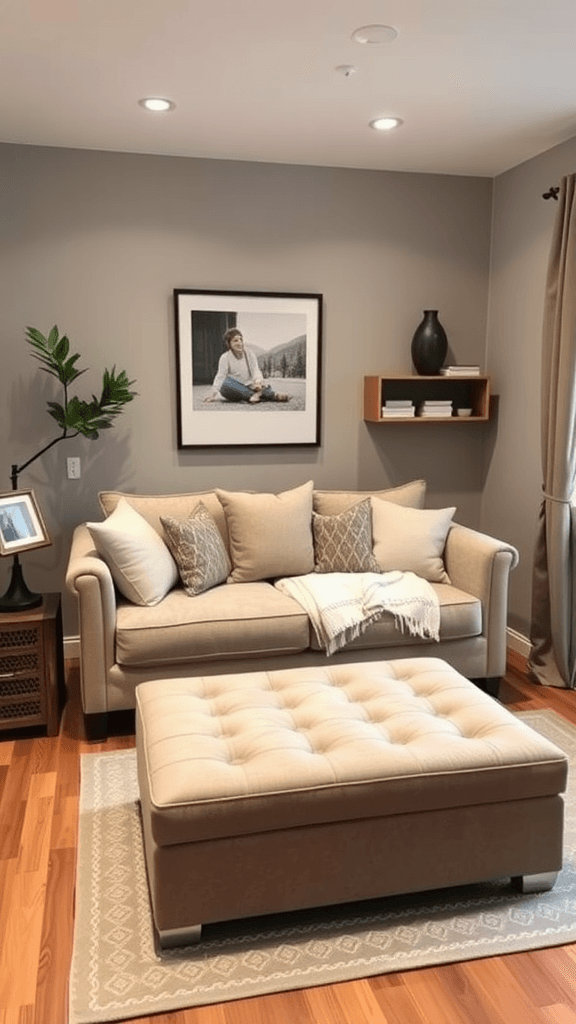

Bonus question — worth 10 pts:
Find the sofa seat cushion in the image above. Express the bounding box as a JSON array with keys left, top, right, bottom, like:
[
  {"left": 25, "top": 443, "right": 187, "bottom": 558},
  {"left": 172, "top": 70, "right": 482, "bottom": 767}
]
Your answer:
[
  {"left": 308, "top": 583, "right": 481, "bottom": 652},
  {"left": 135, "top": 659, "right": 567, "bottom": 847},
  {"left": 116, "top": 582, "right": 309, "bottom": 667}
]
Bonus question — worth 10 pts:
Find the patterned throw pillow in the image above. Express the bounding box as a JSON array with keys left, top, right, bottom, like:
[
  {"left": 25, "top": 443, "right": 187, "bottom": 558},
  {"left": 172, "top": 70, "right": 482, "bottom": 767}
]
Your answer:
[
  {"left": 313, "top": 498, "right": 380, "bottom": 573},
  {"left": 161, "top": 502, "right": 231, "bottom": 596}
]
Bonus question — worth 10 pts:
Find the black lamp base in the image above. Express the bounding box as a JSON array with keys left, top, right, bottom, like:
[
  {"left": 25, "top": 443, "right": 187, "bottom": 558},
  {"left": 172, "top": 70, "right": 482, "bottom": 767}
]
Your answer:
[{"left": 0, "top": 557, "right": 43, "bottom": 613}]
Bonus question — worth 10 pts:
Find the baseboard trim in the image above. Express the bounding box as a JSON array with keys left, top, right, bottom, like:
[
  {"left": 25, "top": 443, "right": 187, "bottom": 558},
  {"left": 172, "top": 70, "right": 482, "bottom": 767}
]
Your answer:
[
  {"left": 64, "top": 635, "right": 80, "bottom": 661},
  {"left": 506, "top": 627, "right": 530, "bottom": 674}
]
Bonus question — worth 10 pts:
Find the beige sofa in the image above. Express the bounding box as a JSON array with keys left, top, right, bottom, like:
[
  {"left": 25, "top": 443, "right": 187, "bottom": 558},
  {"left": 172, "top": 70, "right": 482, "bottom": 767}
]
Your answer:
[{"left": 66, "top": 479, "right": 519, "bottom": 738}]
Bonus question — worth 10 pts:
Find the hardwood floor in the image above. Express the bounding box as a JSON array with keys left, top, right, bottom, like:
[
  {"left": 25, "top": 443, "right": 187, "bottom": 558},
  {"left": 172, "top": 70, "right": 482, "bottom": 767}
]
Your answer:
[{"left": 2, "top": 660, "right": 576, "bottom": 1024}]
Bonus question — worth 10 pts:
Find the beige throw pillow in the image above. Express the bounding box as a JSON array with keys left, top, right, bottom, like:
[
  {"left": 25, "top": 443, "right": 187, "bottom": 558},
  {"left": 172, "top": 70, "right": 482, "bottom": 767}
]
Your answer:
[
  {"left": 313, "top": 479, "right": 426, "bottom": 516},
  {"left": 313, "top": 498, "right": 380, "bottom": 573},
  {"left": 161, "top": 503, "right": 231, "bottom": 596},
  {"left": 216, "top": 481, "right": 314, "bottom": 582},
  {"left": 98, "top": 490, "right": 229, "bottom": 550},
  {"left": 86, "top": 497, "right": 179, "bottom": 606},
  {"left": 371, "top": 498, "right": 456, "bottom": 583}
]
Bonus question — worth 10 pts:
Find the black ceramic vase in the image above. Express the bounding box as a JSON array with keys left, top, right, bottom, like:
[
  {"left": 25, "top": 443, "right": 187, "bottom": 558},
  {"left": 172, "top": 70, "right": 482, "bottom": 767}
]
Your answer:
[{"left": 411, "top": 310, "right": 448, "bottom": 376}]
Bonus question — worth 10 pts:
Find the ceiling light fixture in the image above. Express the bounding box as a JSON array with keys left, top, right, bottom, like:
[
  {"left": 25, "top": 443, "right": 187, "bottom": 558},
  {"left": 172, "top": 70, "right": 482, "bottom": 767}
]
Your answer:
[
  {"left": 352, "top": 24, "right": 398, "bottom": 44},
  {"left": 138, "top": 98, "right": 175, "bottom": 113},
  {"left": 370, "top": 117, "right": 403, "bottom": 131}
]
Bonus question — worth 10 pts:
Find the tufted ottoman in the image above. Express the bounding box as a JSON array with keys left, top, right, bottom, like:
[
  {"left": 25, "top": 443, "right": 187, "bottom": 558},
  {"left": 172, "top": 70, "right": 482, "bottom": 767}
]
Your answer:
[{"left": 135, "top": 658, "right": 568, "bottom": 947}]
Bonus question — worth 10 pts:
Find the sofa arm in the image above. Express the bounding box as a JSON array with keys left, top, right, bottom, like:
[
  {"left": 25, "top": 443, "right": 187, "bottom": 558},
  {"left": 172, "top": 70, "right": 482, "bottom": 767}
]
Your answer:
[
  {"left": 444, "top": 523, "right": 519, "bottom": 678},
  {"left": 66, "top": 524, "right": 117, "bottom": 715}
]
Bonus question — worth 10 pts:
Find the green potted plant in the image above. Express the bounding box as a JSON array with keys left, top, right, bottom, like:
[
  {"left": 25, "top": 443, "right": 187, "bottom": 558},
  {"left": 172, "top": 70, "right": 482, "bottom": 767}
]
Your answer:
[
  {"left": 1, "top": 325, "right": 137, "bottom": 611},
  {"left": 11, "top": 325, "right": 137, "bottom": 488}
]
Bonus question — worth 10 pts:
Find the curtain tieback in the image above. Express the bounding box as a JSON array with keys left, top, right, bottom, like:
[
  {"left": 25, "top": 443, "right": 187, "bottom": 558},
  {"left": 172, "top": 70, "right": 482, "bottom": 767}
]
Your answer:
[{"left": 542, "top": 490, "right": 573, "bottom": 504}]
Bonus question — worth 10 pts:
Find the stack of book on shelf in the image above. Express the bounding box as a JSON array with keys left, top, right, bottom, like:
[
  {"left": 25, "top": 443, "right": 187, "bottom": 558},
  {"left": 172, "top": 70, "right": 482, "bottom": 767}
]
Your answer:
[
  {"left": 381, "top": 399, "right": 415, "bottom": 418},
  {"left": 417, "top": 400, "right": 453, "bottom": 418},
  {"left": 440, "top": 365, "right": 481, "bottom": 377}
]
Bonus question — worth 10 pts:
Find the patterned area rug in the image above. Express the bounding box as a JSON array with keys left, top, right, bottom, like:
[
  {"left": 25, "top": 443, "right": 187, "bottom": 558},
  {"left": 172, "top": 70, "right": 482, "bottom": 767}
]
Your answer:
[{"left": 69, "top": 710, "right": 576, "bottom": 1024}]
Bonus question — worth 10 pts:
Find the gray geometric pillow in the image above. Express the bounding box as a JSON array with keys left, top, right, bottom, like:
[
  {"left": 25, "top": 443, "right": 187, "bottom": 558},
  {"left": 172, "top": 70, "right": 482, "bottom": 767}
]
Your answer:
[
  {"left": 312, "top": 498, "right": 380, "bottom": 573},
  {"left": 161, "top": 502, "right": 231, "bottom": 596}
]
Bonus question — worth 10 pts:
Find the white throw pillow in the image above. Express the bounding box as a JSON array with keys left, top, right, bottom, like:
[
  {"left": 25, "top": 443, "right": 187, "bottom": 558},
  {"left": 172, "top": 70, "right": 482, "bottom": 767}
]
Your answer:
[
  {"left": 371, "top": 498, "right": 456, "bottom": 583},
  {"left": 87, "top": 497, "right": 179, "bottom": 605}
]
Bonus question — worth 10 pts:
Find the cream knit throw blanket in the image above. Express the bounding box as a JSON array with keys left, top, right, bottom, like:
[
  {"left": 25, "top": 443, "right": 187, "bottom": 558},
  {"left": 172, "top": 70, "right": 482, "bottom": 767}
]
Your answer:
[{"left": 275, "top": 571, "right": 440, "bottom": 656}]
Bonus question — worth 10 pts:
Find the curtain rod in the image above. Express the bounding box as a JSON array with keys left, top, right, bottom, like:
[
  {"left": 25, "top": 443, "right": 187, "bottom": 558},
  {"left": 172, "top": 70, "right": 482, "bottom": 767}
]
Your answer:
[{"left": 542, "top": 187, "right": 559, "bottom": 200}]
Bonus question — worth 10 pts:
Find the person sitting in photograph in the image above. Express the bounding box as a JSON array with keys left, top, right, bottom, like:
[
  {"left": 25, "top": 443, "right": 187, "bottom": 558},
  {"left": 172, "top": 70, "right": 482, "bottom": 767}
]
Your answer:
[{"left": 203, "top": 328, "right": 290, "bottom": 404}]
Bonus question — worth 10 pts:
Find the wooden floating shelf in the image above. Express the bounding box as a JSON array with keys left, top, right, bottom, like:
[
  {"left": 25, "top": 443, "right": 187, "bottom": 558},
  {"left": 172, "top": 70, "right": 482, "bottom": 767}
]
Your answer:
[{"left": 363, "top": 375, "right": 491, "bottom": 423}]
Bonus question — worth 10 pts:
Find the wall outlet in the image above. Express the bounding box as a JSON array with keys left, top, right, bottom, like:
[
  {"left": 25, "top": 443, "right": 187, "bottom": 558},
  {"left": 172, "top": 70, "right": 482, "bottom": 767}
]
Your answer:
[{"left": 67, "top": 457, "right": 81, "bottom": 480}]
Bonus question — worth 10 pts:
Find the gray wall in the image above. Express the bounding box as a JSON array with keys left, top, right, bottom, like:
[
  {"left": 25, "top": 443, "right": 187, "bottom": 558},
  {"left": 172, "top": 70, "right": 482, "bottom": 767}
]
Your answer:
[
  {"left": 484, "top": 136, "right": 576, "bottom": 638},
  {"left": 0, "top": 143, "right": 493, "bottom": 637}
]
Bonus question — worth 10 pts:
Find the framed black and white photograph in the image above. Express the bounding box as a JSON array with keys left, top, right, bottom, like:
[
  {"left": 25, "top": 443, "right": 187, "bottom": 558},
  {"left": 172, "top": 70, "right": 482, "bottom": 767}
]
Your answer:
[
  {"left": 174, "top": 289, "right": 322, "bottom": 447},
  {"left": 0, "top": 489, "right": 51, "bottom": 556}
]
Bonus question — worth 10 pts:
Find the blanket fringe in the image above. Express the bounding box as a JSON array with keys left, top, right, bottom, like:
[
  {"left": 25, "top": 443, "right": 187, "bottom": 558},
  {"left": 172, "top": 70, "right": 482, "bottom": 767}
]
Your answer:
[
  {"left": 325, "top": 610, "right": 384, "bottom": 655},
  {"left": 275, "top": 571, "right": 440, "bottom": 657}
]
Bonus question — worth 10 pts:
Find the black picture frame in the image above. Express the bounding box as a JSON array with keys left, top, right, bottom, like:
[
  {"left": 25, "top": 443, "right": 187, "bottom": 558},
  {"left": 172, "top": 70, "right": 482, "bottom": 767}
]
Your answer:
[{"left": 174, "top": 289, "right": 322, "bottom": 447}]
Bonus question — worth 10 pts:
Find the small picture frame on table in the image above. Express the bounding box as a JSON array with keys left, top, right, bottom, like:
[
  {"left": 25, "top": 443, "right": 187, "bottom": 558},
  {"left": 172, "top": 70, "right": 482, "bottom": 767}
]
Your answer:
[{"left": 0, "top": 489, "right": 51, "bottom": 556}]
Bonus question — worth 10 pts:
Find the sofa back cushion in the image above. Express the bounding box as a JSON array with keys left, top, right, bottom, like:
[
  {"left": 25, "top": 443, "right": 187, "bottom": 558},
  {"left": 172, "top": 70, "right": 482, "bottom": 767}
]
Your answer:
[
  {"left": 99, "top": 490, "right": 230, "bottom": 554},
  {"left": 216, "top": 481, "right": 315, "bottom": 582},
  {"left": 313, "top": 478, "right": 426, "bottom": 516}
]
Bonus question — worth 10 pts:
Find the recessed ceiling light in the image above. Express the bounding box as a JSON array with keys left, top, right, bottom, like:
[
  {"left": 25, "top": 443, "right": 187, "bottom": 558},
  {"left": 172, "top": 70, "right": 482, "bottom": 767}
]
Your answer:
[
  {"left": 370, "top": 117, "right": 403, "bottom": 131},
  {"left": 352, "top": 24, "right": 398, "bottom": 44},
  {"left": 138, "top": 98, "right": 175, "bottom": 113}
]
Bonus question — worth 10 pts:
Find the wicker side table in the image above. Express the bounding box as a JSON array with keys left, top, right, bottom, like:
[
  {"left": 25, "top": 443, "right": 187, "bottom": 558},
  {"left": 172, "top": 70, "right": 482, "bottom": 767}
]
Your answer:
[{"left": 0, "top": 593, "right": 65, "bottom": 736}]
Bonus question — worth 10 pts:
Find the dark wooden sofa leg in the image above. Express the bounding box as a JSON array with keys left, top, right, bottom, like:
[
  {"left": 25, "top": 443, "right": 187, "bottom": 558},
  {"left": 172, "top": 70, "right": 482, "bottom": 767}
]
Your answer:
[
  {"left": 471, "top": 677, "right": 501, "bottom": 699},
  {"left": 84, "top": 712, "right": 108, "bottom": 741}
]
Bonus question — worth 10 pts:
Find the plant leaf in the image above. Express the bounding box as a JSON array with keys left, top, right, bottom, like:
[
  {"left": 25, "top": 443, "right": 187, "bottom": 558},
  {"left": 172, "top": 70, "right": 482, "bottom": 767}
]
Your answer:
[{"left": 25, "top": 324, "right": 137, "bottom": 444}]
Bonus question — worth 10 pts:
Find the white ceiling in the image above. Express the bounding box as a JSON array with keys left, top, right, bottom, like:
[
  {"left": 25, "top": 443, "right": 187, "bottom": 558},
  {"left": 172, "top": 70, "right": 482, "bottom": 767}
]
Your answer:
[{"left": 3, "top": 0, "right": 576, "bottom": 178}]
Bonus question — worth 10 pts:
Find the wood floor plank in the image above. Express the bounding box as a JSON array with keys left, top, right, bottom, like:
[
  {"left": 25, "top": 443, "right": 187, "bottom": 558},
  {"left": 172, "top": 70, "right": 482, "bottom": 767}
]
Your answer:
[
  {"left": 543, "top": 946, "right": 576, "bottom": 1007},
  {"left": 33, "top": 846, "right": 75, "bottom": 1024},
  {"left": 368, "top": 973, "right": 429, "bottom": 1024},
  {"left": 23, "top": 736, "right": 58, "bottom": 775},
  {"left": 541, "top": 1005, "right": 576, "bottom": 1024},
  {"left": 374, "top": 964, "right": 497, "bottom": 1024},
  {"left": 457, "top": 957, "right": 548, "bottom": 1024},
  {"left": 497, "top": 949, "right": 573, "bottom": 1008},
  {"left": 0, "top": 764, "right": 8, "bottom": 810},
  {"left": 180, "top": 1005, "right": 231, "bottom": 1023},
  {"left": 222, "top": 989, "right": 311, "bottom": 1024},
  {"left": 0, "top": 740, "right": 14, "bottom": 766},
  {"left": 0, "top": 1008, "right": 35, "bottom": 1024},
  {"left": 49, "top": 791, "right": 78, "bottom": 849},
  {"left": 0, "top": 750, "right": 32, "bottom": 860},
  {"left": 304, "top": 978, "right": 391, "bottom": 1023},
  {"left": 0, "top": 771, "right": 56, "bottom": 1013}
]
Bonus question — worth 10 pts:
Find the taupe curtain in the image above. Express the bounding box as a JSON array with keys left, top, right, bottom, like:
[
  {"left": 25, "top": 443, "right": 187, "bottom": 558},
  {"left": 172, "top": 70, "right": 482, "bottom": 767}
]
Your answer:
[{"left": 528, "top": 174, "right": 576, "bottom": 688}]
